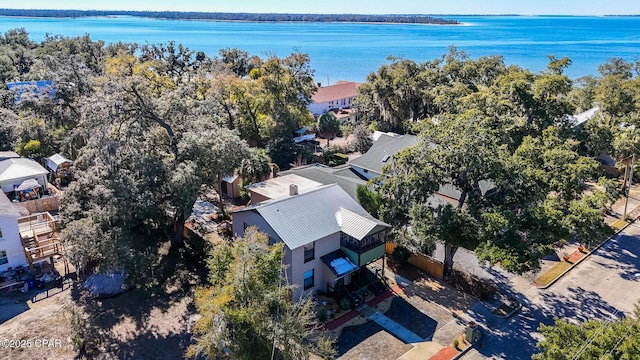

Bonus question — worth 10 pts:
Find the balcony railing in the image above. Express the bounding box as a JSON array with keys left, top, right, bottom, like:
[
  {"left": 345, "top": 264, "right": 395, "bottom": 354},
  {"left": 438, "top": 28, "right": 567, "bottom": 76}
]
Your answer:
[{"left": 340, "top": 231, "right": 386, "bottom": 254}]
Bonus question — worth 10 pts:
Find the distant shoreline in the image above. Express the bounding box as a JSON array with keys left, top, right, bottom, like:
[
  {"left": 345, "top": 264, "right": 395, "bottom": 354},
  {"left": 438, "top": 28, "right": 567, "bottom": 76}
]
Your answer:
[{"left": 0, "top": 9, "right": 460, "bottom": 25}]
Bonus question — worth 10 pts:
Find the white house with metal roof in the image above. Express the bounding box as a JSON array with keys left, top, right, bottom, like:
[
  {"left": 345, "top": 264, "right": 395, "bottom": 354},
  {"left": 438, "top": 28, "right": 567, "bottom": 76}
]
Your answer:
[
  {"left": 232, "top": 183, "right": 390, "bottom": 299},
  {"left": 45, "top": 153, "right": 73, "bottom": 172}
]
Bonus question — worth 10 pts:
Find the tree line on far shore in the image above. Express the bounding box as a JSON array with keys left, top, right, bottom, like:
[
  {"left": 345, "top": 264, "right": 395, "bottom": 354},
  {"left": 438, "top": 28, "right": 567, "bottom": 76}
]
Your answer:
[
  {"left": 2, "top": 27, "right": 640, "bottom": 358},
  {"left": 0, "top": 9, "right": 459, "bottom": 24}
]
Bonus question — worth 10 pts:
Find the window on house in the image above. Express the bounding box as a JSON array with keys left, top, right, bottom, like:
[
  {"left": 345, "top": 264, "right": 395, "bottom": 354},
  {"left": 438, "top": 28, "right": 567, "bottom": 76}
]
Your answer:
[
  {"left": 0, "top": 250, "right": 7, "bottom": 265},
  {"left": 221, "top": 181, "right": 228, "bottom": 195},
  {"left": 304, "top": 242, "right": 315, "bottom": 263},
  {"left": 303, "top": 269, "right": 314, "bottom": 290},
  {"left": 0, "top": 227, "right": 3, "bottom": 238}
]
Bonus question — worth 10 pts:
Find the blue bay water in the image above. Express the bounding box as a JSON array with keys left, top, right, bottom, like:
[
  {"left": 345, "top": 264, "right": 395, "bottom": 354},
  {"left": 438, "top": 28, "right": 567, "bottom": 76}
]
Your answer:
[{"left": 0, "top": 15, "right": 639, "bottom": 83}]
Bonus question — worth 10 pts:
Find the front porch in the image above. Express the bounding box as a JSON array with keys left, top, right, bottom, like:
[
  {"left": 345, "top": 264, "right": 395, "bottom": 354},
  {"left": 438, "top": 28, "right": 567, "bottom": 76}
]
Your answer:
[{"left": 322, "top": 249, "right": 389, "bottom": 309}]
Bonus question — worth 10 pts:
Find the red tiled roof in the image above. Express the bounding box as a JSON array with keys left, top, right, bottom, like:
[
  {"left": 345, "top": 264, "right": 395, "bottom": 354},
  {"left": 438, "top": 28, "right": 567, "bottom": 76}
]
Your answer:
[{"left": 312, "top": 81, "right": 362, "bottom": 104}]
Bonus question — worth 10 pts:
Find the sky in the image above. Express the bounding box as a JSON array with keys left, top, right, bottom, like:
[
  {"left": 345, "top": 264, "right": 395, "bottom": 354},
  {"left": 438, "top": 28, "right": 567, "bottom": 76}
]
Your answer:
[{"left": 4, "top": 0, "right": 640, "bottom": 16}]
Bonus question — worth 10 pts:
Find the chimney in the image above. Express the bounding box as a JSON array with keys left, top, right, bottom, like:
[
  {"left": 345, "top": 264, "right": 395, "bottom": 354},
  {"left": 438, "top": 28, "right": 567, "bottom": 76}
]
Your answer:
[
  {"left": 317, "top": 82, "right": 322, "bottom": 88},
  {"left": 289, "top": 184, "right": 298, "bottom": 196}
]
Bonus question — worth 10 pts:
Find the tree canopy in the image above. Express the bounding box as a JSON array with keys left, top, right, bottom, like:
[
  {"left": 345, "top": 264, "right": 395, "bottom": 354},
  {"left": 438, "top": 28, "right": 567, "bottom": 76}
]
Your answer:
[
  {"left": 366, "top": 50, "right": 622, "bottom": 275},
  {"left": 0, "top": 29, "right": 326, "bottom": 278},
  {"left": 534, "top": 308, "right": 640, "bottom": 360},
  {"left": 188, "top": 227, "right": 334, "bottom": 360}
]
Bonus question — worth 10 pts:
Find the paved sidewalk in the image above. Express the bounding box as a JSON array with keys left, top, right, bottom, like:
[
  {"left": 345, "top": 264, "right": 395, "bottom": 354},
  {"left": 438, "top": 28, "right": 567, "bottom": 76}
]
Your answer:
[
  {"left": 365, "top": 309, "right": 423, "bottom": 343},
  {"left": 324, "top": 285, "right": 402, "bottom": 331},
  {"left": 398, "top": 341, "right": 446, "bottom": 360}
]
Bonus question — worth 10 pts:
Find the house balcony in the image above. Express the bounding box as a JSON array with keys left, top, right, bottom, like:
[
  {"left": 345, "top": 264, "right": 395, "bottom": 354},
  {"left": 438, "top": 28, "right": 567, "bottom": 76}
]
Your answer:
[{"left": 340, "top": 231, "right": 386, "bottom": 267}]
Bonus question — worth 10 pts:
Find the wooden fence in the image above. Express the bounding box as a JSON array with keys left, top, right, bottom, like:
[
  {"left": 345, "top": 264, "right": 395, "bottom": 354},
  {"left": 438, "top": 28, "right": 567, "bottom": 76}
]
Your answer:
[
  {"left": 385, "top": 243, "right": 444, "bottom": 279},
  {"left": 16, "top": 196, "right": 60, "bottom": 214}
]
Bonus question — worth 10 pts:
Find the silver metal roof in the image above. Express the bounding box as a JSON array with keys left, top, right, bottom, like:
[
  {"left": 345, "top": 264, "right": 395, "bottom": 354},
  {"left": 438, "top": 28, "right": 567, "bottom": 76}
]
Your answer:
[
  {"left": 339, "top": 207, "right": 388, "bottom": 240},
  {"left": 235, "top": 184, "right": 389, "bottom": 249}
]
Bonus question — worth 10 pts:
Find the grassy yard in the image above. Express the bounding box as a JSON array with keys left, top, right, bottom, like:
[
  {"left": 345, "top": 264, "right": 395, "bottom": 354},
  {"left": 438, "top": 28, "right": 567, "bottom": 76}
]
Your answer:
[
  {"left": 611, "top": 219, "right": 628, "bottom": 231},
  {"left": 534, "top": 261, "right": 572, "bottom": 287}
]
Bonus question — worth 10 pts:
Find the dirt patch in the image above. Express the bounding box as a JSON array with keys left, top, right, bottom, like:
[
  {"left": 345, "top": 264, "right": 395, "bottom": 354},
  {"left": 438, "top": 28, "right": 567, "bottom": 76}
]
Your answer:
[
  {"left": 404, "top": 277, "right": 477, "bottom": 316},
  {"left": 0, "top": 240, "right": 207, "bottom": 360},
  {"left": 386, "top": 261, "right": 424, "bottom": 282},
  {"left": 0, "top": 284, "right": 76, "bottom": 360}
]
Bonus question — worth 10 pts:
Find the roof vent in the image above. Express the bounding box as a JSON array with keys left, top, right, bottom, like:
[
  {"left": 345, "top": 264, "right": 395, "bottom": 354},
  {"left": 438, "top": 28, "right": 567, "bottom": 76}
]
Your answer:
[
  {"left": 289, "top": 184, "right": 299, "bottom": 196},
  {"left": 382, "top": 155, "right": 391, "bottom": 162}
]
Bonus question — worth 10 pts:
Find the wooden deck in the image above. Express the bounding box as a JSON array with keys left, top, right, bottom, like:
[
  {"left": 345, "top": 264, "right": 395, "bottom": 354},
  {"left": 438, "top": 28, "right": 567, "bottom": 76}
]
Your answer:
[{"left": 17, "top": 212, "right": 63, "bottom": 264}]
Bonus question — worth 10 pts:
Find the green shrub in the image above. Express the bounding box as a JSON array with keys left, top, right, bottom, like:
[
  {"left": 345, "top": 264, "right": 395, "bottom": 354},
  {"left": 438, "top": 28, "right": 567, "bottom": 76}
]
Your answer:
[
  {"left": 339, "top": 297, "right": 351, "bottom": 310},
  {"left": 317, "top": 308, "right": 328, "bottom": 322},
  {"left": 390, "top": 245, "right": 411, "bottom": 265}
]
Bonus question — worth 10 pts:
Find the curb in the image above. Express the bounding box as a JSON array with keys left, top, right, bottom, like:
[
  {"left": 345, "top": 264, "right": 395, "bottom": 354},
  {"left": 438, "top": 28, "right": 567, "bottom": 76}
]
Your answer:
[
  {"left": 536, "top": 219, "right": 635, "bottom": 290},
  {"left": 452, "top": 343, "right": 474, "bottom": 360}
]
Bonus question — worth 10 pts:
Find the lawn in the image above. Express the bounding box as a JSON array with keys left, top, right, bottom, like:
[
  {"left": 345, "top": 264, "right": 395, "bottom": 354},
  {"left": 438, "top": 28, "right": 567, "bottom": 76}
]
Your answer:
[
  {"left": 611, "top": 219, "right": 628, "bottom": 231},
  {"left": 534, "top": 260, "right": 572, "bottom": 287}
]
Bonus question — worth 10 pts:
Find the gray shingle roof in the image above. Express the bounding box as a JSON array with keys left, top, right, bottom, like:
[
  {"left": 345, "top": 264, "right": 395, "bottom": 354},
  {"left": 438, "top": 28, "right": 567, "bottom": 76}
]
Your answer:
[
  {"left": 348, "top": 134, "right": 418, "bottom": 175},
  {"left": 234, "top": 184, "right": 389, "bottom": 249}
]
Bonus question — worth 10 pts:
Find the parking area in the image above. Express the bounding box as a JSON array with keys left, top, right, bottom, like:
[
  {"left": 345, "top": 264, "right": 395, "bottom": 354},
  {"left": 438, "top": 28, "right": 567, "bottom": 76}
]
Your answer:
[
  {"left": 464, "top": 221, "right": 640, "bottom": 360},
  {"left": 534, "top": 223, "right": 640, "bottom": 321},
  {"left": 330, "top": 273, "right": 477, "bottom": 359}
]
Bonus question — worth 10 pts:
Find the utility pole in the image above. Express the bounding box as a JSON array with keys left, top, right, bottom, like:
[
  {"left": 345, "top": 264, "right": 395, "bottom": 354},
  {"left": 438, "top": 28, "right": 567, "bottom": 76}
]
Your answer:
[{"left": 623, "top": 153, "right": 636, "bottom": 220}]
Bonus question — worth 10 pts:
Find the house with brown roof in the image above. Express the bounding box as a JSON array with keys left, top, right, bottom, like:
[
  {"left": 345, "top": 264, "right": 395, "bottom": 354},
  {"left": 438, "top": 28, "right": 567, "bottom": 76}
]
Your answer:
[{"left": 308, "top": 80, "right": 361, "bottom": 117}]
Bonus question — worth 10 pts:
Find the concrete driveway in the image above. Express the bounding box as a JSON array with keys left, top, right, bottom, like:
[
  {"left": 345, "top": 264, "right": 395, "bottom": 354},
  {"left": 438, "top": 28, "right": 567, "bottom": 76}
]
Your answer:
[{"left": 462, "top": 221, "right": 640, "bottom": 359}]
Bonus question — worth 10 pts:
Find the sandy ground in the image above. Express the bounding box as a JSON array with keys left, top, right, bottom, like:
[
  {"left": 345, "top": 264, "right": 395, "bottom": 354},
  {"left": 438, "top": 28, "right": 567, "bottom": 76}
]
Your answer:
[{"left": 0, "top": 243, "right": 201, "bottom": 360}]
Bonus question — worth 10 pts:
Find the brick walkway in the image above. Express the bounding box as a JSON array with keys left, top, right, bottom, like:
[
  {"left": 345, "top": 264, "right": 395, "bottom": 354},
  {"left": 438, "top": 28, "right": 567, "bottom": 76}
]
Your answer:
[
  {"left": 428, "top": 345, "right": 458, "bottom": 360},
  {"left": 324, "top": 284, "right": 403, "bottom": 331},
  {"left": 566, "top": 249, "right": 586, "bottom": 263}
]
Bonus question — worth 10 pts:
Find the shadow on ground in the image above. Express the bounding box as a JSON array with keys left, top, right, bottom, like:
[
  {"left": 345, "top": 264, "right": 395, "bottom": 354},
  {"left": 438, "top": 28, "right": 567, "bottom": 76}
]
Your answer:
[
  {"left": 467, "top": 275, "right": 624, "bottom": 359},
  {"left": 336, "top": 321, "right": 385, "bottom": 356},
  {"left": 383, "top": 297, "right": 438, "bottom": 339},
  {"left": 68, "top": 236, "right": 211, "bottom": 359}
]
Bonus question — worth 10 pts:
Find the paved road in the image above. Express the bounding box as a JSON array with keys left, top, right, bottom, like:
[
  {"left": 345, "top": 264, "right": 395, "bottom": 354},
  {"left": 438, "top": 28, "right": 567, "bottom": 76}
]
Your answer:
[{"left": 462, "top": 221, "right": 640, "bottom": 359}]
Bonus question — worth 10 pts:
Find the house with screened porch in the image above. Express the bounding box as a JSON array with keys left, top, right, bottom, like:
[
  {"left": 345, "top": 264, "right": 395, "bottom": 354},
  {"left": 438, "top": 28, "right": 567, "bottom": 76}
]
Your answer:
[{"left": 232, "top": 181, "right": 390, "bottom": 302}]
